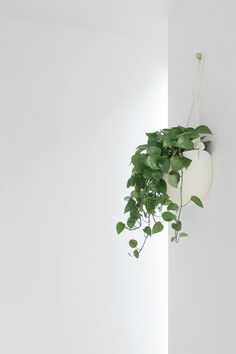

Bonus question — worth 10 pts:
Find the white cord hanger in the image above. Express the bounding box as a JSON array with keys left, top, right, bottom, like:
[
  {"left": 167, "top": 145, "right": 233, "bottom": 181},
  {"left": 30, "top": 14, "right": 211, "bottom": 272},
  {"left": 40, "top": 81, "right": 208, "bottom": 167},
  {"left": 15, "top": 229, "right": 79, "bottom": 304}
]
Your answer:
[{"left": 186, "top": 52, "right": 204, "bottom": 127}]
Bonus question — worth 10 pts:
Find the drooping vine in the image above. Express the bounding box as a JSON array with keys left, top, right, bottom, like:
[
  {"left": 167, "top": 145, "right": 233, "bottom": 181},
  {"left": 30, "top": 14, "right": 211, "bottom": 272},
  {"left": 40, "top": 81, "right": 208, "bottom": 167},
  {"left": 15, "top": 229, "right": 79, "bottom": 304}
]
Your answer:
[{"left": 116, "top": 125, "right": 212, "bottom": 258}]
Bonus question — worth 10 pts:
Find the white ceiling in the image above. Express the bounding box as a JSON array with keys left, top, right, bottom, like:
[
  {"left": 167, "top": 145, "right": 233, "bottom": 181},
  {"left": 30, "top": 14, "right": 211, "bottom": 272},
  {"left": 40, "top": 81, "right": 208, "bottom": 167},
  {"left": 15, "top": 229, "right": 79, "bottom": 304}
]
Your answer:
[{"left": 0, "top": 0, "right": 168, "bottom": 38}]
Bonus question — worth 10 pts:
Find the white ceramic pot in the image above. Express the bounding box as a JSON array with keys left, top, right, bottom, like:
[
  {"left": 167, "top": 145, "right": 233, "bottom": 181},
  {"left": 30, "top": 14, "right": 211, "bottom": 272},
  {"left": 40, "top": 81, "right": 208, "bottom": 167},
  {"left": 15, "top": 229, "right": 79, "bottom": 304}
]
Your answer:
[{"left": 166, "top": 150, "right": 213, "bottom": 206}]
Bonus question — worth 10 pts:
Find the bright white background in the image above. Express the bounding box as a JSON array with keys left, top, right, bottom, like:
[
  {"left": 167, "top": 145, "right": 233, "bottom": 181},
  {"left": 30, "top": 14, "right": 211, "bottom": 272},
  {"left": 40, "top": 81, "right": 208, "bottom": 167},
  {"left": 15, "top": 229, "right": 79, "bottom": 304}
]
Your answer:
[
  {"left": 169, "top": 1, "right": 236, "bottom": 353},
  {"left": 0, "top": 15, "right": 168, "bottom": 354}
]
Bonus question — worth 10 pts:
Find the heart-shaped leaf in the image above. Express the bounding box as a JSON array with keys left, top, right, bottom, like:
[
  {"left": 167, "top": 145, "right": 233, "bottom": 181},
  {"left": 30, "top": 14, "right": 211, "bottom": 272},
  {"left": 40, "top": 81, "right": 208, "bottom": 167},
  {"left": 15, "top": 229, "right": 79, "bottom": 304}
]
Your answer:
[
  {"left": 133, "top": 249, "right": 139, "bottom": 258},
  {"left": 116, "top": 222, "right": 125, "bottom": 235},
  {"left": 191, "top": 195, "right": 203, "bottom": 208},
  {"left": 171, "top": 156, "right": 184, "bottom": 171},
  {"left": 168, "top": 174, "right": 178, "bottom": 188},
  {"left": 179, "top": 232, "right": 189, "bottom": 237},
  {"left": 167, "top": 203, "right": 179, "bottom": 211},
  {"left": 162, "top": 211, "right": 176, "bottom": 222},
  {"left": 196, "top": 125, "right": 212, "bottom": 135},
  {"left": 143, "top": 226, "right": 152, "bottom": 236},
  {"left": 152, "top": 222, "right": 164, "bottom": 234},
  {"left": 171, "top": 221, "right": 182, "bottom": 231},
  {"left": 129, "top": 239, "right": 138, "bottom": 248}
]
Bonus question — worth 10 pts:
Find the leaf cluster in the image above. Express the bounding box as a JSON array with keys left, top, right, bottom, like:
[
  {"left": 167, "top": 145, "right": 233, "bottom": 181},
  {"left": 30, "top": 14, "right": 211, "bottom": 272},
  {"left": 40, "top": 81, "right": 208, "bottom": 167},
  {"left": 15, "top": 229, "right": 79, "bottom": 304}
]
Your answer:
[{"left": 116, "top": 125, "right": 212, "bottom": 258}]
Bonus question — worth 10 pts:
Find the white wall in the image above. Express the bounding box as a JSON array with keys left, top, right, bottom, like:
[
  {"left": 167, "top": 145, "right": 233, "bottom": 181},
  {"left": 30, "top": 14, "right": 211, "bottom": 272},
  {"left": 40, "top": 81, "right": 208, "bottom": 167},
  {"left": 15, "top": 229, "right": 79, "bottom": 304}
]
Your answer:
[
  {"left": 169, "top": 1, "right": 236, "bottom": 353},
  {"left": 0, "top": 17, "right": 168, "bottom": 354}
]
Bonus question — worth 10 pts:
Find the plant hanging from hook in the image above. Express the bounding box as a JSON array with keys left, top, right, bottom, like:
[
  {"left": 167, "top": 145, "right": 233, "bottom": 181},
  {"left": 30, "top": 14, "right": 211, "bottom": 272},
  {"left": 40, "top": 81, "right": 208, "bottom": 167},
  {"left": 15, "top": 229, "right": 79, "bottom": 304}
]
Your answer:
[{"left": 116, "top": 53, "right": 213, "bottom": 258}]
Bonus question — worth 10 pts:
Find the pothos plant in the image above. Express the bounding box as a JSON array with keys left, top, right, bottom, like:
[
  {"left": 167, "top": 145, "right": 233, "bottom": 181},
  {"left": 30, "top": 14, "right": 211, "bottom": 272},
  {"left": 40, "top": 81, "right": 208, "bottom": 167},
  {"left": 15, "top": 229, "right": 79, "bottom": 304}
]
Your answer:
[{"left": 116, "top": 125, "right": 212, "bottom": 258}]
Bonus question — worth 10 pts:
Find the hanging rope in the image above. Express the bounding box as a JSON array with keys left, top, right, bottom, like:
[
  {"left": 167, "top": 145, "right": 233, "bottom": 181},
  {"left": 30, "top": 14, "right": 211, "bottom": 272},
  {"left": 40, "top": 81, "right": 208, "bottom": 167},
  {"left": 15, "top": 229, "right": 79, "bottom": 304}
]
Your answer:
[{"left": 186, "top": 52, "right": 204, "bottom": 127}]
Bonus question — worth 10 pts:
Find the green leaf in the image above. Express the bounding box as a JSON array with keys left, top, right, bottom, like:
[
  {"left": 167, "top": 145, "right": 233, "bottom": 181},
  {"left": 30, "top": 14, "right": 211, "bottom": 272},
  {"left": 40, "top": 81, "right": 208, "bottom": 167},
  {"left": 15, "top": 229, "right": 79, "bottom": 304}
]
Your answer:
[
  {"left": 130, "top": 190, "right": 139, "bottom": 198},
  {"left": 135, "top": 144, "right": 148, "bottom": 153},
  {"left": 146, "top": 132, "right": 157, "bottom": 138},
  {"left": 179, "top": 232, "right": 189, "bottom": 237},
  {"left": 196, "top": 125, "right": 212, "bottom": 135},
  {"left": 162, "top": 211, "right": 176, "bottom": 222},
  {"left": 158, "top": 157, "right": 170, "bottom": 173},
  {"left": 131, "top": 153, "right": 143, "bottom": 172},
  {"left": 147, "top": 136, "right": 159, "bottom": 147},
  {"left": 176, "top": 136, "right": 194, "bottom": 149},
  {"left": 169, "top": 171, "right": 180, "bottom": 186},
  {"left": 152, "top": 171, "right": 162, "bottom": 180},
  {"left": 156, "top": 179, "right": 167, "bottom": 194},
  {"left": 124, "top": 198, "right": 136, "bottom": 213},
  {"left": 152, "top": 222, "right": 164, "bottom": 234},
  {"left": 156, "top": 195, "right": 168, "bottom": 205},
  {"left": 149, "top": 183, "right": 158, "bottom": 192},
  {"left": 168, "top": 174, "right": 178, "bottom": 188},
  {"left": 178, "top": 127, "right": 198, "bottom": 139},
  {"left": 148, "top": 146, "right": 161, "bottom": 156},
  {"left": 171, "top": 156, "right": 184, "bottom": 171},
  {"left": 168, "top": 126, "right": 183, "bottom": 136},
  {"left": 130, "top": 207, "right": 140, "bottom": 219},
  {"left": 127, "top": 217, "right": 136, "bottom": 229},
  {"left": 182, "top": 156, "right": 192, "bottom": 169},
  {"left": 171, "top": 236, "right": 175, "bottom": 242},
  {"left": 187, "top": 128, "right": 199, "bottom": 139},
  {"left": 171, "top": 220, "right": 182, "bottom": 231},
  {"left": 143, "top": 226, "right": 152, "bottom": 236},
  {"left": 129, "top": 239, "right": 138, "bottom": 248},
  {"left": 127, "top": 176, "right": 135, "bottom": 188},
  {"left": 145, "top": 199, "right": 155, "bottom": 214},
  {"left": 145, "top": 156, "right": 159, "bottom": 170},
  {"left": 133, "top": 174, "right": 145, "bottom": 190},
  {"left": 143, "top": 169, "right": 152, "bottom": 179},
  {"left": 177, "top": 131, "right": 192, "bottom": 138},
  {"left": 191, "top": 195, "right": 203, "bottom": 208},
  {"left": 167, "top": 203, "right": 179, "bottom": 211},
  {"left": 116, "top": 222, "right": 125, "bottom": 235},
  {"left": 133, "top": 249, "right": 139, "bottom": 258},
  {"left": 163, "top": 135, "right": 172, "bottom": 147}
]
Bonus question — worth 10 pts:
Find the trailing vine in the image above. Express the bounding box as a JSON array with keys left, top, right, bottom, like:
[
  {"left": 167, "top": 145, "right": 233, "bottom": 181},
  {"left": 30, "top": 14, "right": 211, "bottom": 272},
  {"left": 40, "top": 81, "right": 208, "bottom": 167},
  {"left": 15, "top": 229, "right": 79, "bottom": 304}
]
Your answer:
[{"left": 116, "top": 125, "right": 212, "bottom": 258}]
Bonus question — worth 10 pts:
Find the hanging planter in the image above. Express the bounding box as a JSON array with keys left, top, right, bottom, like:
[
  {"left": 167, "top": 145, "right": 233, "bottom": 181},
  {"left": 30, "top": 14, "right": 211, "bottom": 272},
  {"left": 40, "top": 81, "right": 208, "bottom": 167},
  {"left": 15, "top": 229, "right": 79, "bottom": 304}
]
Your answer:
[
  {"left": 116, "top": 53, "right": 213, "bottom": 258},
  {"left": 165, "top": 149, "right": 213, "bottom": 206}
]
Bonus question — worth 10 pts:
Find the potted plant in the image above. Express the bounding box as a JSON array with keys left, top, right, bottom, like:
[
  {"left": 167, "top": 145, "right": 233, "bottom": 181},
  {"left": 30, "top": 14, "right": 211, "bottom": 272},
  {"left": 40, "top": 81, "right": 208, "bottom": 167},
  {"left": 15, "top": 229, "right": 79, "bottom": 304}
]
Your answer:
[{"left": 116, "top": 125, "right": 212, "bottom": 258}]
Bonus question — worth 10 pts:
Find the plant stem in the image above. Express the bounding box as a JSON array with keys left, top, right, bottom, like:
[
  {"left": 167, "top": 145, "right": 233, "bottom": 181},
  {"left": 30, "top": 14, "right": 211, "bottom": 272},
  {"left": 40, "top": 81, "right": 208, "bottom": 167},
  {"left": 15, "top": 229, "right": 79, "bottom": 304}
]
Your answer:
[
  {"left": 138, "top": 216, "right": 151, "bottom": 255},
  {"left": 175, "top": 169, "right": 183, "bottom": 243},
  {"left": 139, "top": 235, "right": 149, "bottom": 254}
]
